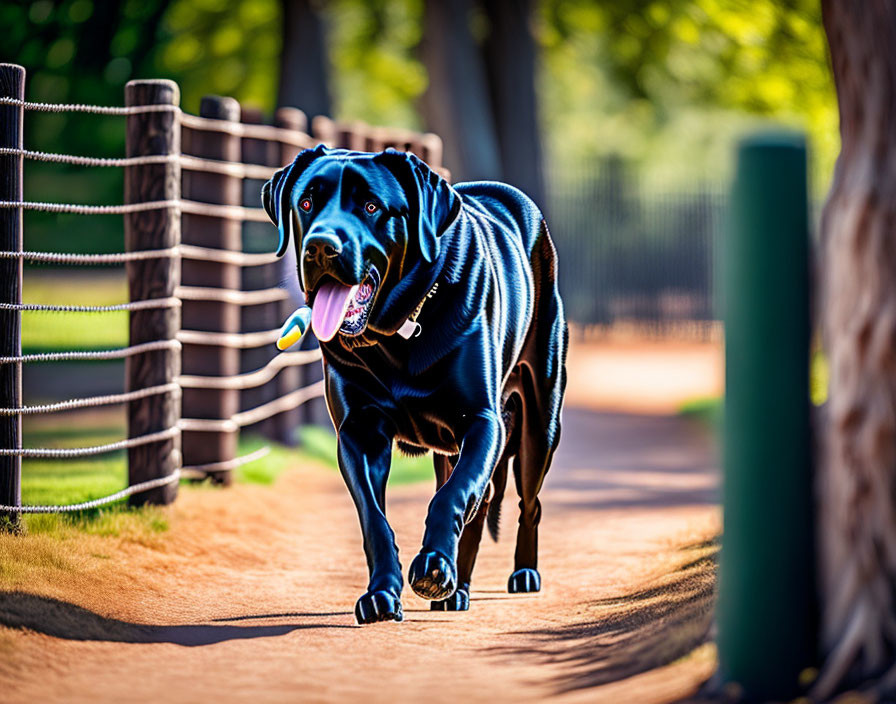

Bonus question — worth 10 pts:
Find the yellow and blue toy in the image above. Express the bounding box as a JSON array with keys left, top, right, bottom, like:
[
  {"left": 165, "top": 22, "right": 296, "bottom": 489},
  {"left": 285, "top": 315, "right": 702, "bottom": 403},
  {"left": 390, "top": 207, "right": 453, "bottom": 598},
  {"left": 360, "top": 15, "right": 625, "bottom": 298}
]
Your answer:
[{"left": 276, "top": 306, "right": 312, "bottom": 351}]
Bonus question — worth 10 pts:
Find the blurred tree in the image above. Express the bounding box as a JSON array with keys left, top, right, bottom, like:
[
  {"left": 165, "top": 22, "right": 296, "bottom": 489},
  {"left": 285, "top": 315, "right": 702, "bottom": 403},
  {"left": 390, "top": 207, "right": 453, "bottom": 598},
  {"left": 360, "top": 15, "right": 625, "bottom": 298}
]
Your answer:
[
  {"left": 537, "top": 0, "right": 837, "bottom": 190},
  {"left": 419, "top": 0, "right": 502, "bottom": 183},
  {"left": 482, "top": 0, "right": 544, "bottom": 205},
  {"left": 327, "top": 0, "right": 426, "bottom": 129},
  {"left": 419, "top": 0, "right": 544, "bottom": 204},
  {"left": 278, "top": 0, "right": 330, "bottom": 117},
  {"left": 816, "top": 0, "right": 896, "bottom": 698}
]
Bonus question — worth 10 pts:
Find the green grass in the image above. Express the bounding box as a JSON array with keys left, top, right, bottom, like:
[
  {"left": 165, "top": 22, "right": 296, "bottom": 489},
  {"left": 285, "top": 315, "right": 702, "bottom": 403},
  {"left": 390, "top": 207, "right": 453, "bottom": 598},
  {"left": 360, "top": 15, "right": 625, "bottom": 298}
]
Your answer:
[
  {"left": 17, "top": 423, "right": 432, "bottom": 538},
  {"left": 16, "top": 507, "right": 171, "bottom": 540},
  {"left": 234, "top": 435, "right": 306, "bottom": 485},
  {"left": 20, "top": 272, "right": 128, "bottom": 353},
  {"left": 678, "top": 397, "right": 723, "bottom": 429},
  {"left": 19, "top": 435, "right": 287, "bottom": 518}
]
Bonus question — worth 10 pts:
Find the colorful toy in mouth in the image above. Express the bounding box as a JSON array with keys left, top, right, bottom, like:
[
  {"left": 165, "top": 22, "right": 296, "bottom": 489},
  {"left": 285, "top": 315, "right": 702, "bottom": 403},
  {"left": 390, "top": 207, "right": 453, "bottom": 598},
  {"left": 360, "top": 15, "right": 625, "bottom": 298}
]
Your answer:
[{"left": 276, "top": 306, "right": 312, "bottom": 350}]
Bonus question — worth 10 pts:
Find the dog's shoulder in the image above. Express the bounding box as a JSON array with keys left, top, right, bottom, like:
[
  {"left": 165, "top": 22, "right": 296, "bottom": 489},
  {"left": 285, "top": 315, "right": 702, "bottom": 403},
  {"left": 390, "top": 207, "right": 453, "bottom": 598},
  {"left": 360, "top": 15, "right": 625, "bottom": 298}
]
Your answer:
[{"left": 454, "top": 181, "right": 544, "bottom": 255}]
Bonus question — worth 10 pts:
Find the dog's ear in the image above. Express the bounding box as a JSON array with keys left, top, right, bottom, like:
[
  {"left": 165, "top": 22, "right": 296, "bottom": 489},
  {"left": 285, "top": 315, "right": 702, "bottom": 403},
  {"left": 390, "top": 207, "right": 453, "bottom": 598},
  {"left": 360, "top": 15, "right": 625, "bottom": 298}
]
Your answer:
[
  {"left": 373, "top": 149, "right": 460, "bottom": 264},
  {"left": 261, "top": 143, "right": 330, "bottom": 257}
]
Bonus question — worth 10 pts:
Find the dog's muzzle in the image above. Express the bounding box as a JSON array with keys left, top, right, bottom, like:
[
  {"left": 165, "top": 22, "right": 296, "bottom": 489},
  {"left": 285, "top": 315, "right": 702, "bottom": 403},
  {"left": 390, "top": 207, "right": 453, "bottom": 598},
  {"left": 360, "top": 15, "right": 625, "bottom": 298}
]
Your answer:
[{"left": 303, "top": 232, "right": 342, "bottom": 269}]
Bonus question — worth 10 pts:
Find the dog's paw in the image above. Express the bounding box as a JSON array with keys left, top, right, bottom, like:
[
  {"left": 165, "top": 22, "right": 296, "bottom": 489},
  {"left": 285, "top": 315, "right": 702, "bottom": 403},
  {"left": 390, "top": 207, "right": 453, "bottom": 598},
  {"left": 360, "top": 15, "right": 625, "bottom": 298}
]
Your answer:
[
  {"left": 408, "top": 550, "right": 457, "bottom": 601},
  {"left": 430, "top": 587, "right": 470, "bottom": 612},
  {"left": 508, "top": 568, "right": 541, "bottom": 593},
  {"left": 354, "top": 590, "right": 403, "bottom": 624}
]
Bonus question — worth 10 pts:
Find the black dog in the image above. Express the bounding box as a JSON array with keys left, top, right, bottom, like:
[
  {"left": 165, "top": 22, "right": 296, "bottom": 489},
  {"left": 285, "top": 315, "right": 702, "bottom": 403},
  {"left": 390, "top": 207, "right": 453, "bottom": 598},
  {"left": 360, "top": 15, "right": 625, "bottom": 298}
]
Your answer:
[{"left": 262, "top": 145, "right": 567, "bottom": 623}]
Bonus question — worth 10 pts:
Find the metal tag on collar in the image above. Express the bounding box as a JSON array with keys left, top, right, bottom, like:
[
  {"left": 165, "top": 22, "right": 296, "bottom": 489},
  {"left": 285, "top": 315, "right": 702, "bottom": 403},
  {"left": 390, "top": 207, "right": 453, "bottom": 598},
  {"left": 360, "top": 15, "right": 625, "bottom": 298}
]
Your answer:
[{"left": 397, "top": 319, "right": 422, "bottom": 339}]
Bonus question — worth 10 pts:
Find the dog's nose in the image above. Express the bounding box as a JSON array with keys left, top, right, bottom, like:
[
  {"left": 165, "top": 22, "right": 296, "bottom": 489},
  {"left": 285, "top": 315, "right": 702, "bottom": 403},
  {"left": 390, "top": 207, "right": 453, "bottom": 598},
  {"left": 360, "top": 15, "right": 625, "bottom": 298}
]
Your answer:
[{"left": 303, "top": 233, "right": 342, "bottom": 262}]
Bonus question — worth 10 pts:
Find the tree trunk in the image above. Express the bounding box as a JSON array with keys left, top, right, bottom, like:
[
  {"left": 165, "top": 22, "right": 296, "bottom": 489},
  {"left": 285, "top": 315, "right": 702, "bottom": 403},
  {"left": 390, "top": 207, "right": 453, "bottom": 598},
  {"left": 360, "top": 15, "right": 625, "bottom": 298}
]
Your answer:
[
  {"left": 278, "top": 0, "right": 331, "bottom": 118},
  {"left": 817, "top": 1, "right": 896, "bottom": 697},
  {"left": 481, "top": 0, "right": 544, "bottom": 207},
  {"left": 419, "top": 0, "right": 502, "bottom": 182}
]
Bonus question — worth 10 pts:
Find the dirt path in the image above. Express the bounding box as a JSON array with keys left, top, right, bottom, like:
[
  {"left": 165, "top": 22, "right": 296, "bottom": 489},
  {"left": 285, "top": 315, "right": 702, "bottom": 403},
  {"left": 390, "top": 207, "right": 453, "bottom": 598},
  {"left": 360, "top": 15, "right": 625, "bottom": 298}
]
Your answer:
[
  {"left": 564, "top": 337, "right": 723, "bottom": 414},
  {"left": 0, "top": 340, "right": 722, "bottom": 703}
]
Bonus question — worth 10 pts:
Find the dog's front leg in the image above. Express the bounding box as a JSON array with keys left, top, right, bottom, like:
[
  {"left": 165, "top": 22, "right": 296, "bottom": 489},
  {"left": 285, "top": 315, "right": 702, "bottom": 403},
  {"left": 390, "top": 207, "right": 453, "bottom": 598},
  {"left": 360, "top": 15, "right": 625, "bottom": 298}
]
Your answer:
[
  {"left": 337, "top": 409, "right": 403, "bottom": 624},
  {"left": 408, "top": 410, "right": 504, "bottom": 601}
]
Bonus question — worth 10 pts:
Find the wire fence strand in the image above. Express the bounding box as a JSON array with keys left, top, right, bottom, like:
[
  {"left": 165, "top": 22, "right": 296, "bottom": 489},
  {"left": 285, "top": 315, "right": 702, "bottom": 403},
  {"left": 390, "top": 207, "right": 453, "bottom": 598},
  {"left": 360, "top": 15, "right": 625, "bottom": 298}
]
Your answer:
[
  {"left": 0, "top": 148, "right": 278, "bottom": 180},
  {"left": 178, "top": 349, "right": 321, "bottom": 390},
  {"left": 1, "top": 297, "right": 180, "bottom": 313},
  {"left": 2, "top": 426, "right": 179, "bottom": 458},
  {"left": 0, "top": 339, "right": 180, "bottom": 365},
  {"left": 0, "top": 98, "right": 315, "bottom": 150},
  {"left": 177, "top": 327, "right": 281, "bottom": 349},
  {"left": 176, "top": 285, "right": 288, "bottom": 306},
  {"left": 180, "top": 112, "right": 314, "bottom": 147},
  {"left": 0, "top": 446, "right": 272, "bottom": 512},
  {"left": 0, "top": 199, "right": 270, "bottom": 222},
  {"left": 0, "top": 199, "right": 180, "bottom": 215},
  {"left": 0, "top": 383, "right": 180, "bottom": 416},
  {"left": 181, "top": 446, "right": 270, "bottom": 475},
  {"left": 0, "top": 471, "right": 181, "bottom": 513},
  {"left": 0, "top": 97, "right": 179, "bottom": 115},
  {"left": 178, "top": 244, "right": 279, "bottom": 267},
  {"left": 232, "top": 380, "right": 325, "bottom": 428},
  {"left": 0, "top": 247, "right": 178, "bottom": 264},
  {"left": 179, "top": 379, "right": 324, "bottom": 433},
  {"left": 0, "top": 148, "right": 177, "bottom": 168},
  {"left": 0, "top": 245, "right": 278, "bottom": 267}
]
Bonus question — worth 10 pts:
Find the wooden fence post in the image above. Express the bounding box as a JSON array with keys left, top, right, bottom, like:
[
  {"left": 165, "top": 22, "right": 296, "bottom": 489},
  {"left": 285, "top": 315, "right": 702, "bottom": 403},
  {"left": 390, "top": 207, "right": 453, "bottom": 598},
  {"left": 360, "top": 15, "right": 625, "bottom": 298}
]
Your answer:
[
  {"left": 421, "top": 133, "right": 444, "bottom": 169},
  {"left": 124, "top": 79, "right": 181, "bottom": 506},
  {"left": 311, "top": 115, "right": 337, "bottom": 147},
  {"left": 0, "top": 64, "right": 24, "bottom": 529},
  {"left": 181, "top": 96, "right": 242, "bottom": 483}
]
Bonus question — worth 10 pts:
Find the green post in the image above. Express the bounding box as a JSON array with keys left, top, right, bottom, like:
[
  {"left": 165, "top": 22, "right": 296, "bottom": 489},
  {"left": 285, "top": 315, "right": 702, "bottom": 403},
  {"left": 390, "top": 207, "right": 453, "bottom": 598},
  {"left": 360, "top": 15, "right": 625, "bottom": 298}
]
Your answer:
[{"left": 718, "top": 132, "right": 816, "bottom": 699}]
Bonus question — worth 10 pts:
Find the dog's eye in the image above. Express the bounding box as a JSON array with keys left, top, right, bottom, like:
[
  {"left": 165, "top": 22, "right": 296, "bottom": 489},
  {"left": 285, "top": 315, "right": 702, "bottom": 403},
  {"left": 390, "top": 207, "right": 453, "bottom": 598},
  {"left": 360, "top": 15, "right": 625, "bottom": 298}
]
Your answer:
[
  {"left": 299, "top": 197, "right": 313, "bottom": 212},
  {"left": 364, "top": 202, "right": 378, "bottom": 215}
]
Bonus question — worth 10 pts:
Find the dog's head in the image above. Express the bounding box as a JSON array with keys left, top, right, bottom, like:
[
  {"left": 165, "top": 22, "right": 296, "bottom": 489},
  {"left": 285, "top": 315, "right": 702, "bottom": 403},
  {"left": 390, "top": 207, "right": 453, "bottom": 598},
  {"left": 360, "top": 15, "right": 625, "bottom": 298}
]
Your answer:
[{"left": 262, "top": 145, "right": 460, "bottom": 342}]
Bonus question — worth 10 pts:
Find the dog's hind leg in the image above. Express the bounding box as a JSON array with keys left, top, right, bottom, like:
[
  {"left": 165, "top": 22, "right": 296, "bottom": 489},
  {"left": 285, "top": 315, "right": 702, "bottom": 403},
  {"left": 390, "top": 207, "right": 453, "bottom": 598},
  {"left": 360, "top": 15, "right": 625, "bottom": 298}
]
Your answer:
[
  {"left": 509, "top": 225, "right": 568, "bottom": 594},
  {"left": 433, "top": 453, "right": 456, "bottom": 491},
  {"left": 508, "top": 371, "right": 559, "bottom": 594}
]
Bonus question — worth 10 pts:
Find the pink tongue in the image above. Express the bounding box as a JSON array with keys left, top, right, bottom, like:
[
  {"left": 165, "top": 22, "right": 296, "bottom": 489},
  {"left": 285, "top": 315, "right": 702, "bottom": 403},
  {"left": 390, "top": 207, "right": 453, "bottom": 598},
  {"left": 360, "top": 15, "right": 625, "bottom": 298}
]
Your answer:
[{"left": 311, "top": 281, "right": 358, "bottom": 342}]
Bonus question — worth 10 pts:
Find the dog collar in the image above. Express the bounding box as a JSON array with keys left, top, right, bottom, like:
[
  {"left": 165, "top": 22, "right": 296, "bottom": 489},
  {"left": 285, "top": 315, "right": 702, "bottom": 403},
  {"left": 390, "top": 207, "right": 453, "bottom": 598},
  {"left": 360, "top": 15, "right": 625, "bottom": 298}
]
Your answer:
[{"left": 396, "top": 282, "right": 439, "bottom": 339}]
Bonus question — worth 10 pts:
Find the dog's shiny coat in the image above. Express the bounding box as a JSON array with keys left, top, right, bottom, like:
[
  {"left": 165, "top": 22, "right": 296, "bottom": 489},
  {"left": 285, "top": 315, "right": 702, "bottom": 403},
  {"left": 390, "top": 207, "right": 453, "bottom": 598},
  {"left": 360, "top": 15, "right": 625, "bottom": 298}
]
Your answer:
[{"left": 262, "top": 146, "right": 568, "bottom": 623}]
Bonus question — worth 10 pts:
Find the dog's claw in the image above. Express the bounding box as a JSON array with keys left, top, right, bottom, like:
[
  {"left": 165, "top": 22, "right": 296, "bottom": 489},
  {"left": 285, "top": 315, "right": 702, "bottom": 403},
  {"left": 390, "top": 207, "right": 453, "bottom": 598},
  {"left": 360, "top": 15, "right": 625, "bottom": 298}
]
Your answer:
[
  {"left": 430, "top": 587, "right": 470, "bottom": 611},
  {"left": 354, "top": 590, "right": 403, "bottom": 624},
  {"left": 409, "top": 550, "right": 457, "bottom": 601},
  {"left": 508, "top": 568, "right": 541, "bottom": 593}
]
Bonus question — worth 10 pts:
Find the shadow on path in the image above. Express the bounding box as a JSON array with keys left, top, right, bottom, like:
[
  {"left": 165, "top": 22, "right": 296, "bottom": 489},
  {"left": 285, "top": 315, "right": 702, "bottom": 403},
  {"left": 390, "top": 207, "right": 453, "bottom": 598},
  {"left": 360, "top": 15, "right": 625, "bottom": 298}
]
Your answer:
[
  {"left": 0, "top": 592, "right": 351, "bottom": 646},
  {"left": 495, "top": 540, "right": 718, "bottom": 694},
  {"left": 548, "top": 407, "right": 719, "bottom": 510},
  {"left": 211, "top": 611, "right": 351, "bottom": 622}
]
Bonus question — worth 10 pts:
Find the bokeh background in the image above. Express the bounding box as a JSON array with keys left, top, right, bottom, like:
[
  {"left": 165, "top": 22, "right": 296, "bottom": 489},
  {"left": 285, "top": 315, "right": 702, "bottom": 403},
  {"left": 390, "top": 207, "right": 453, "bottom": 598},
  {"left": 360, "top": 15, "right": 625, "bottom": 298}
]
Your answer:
[{"left": 5, "top": 0, "right": 836, "bottom": 333}]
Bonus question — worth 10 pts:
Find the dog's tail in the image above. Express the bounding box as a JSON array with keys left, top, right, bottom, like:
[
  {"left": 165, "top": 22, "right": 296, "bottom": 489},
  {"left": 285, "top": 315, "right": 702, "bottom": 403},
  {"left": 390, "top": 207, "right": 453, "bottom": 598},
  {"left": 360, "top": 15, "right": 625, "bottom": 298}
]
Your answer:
[{"left": 487, "top": 457, "right": 509, "bottom": 542}]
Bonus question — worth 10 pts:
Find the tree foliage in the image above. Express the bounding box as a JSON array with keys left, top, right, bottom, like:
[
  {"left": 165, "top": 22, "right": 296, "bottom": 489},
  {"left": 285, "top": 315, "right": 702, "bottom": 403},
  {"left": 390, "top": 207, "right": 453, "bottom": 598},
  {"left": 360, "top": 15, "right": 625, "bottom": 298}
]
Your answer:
[
  {"left": 538, "top": 0, "right": 836, "bottom": 189},
  {"left": 1, "top": 0, "right": 837, "bottom": 253}
]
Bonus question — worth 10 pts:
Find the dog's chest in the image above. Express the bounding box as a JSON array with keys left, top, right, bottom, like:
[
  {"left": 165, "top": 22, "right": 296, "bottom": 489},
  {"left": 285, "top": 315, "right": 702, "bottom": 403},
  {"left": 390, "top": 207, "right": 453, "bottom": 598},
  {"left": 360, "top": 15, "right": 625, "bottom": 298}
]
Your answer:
[{"left": 347, "top": 344, "right": 473, "bottom": 453}]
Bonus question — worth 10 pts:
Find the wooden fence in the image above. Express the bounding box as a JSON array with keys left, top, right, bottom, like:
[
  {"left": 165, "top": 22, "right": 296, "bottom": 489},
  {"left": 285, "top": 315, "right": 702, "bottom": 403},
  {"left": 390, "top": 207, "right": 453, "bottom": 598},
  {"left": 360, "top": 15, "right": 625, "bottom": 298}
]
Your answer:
[{"left": 0, "top": 63, "right": 445, "bottom": 525}]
